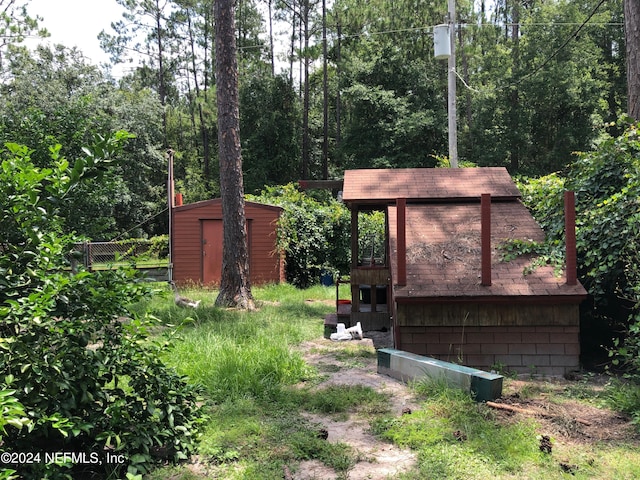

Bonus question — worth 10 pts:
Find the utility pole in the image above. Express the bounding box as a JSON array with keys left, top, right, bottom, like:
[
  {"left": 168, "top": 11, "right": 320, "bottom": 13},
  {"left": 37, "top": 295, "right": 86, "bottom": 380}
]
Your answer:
[
  {"left": 322, "top": 0, "right": 328, "bottom": 179},
  {"left": 447, "top": 0, "right": 458, "bottom": 167}
]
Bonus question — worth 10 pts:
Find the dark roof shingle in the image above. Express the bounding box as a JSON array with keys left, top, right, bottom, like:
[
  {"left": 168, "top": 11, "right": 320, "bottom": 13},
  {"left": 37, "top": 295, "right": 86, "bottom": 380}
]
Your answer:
[
  {"left": 388, "top": 202, "right": 587, "bottom": 300},
  {"left": 343, "top": 167, "right": 521, "bottom": 204}
]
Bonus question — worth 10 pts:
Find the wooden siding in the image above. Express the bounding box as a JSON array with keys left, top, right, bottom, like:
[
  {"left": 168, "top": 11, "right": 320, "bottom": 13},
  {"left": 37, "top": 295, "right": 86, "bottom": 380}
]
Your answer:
[
  {"left": 395, "top": 303, "right": 580, "bottom": 375},
  {"left": 396, "top": 302, "right": 581, "bottom": 327},
  {"left": 172, "top": 199, "right": 284, "bottom": 286}
]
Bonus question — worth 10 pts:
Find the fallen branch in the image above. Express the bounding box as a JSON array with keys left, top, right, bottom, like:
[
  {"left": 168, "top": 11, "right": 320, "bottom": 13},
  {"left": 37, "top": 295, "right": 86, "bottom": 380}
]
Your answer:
[{"left": 486, "top": 401, "right": 541, "bottom": 416}]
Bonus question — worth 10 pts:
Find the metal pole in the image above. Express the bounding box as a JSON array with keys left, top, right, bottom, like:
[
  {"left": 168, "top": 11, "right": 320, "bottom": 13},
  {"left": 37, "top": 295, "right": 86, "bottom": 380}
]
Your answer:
[
  {"left": 448, "top": 0, "right": 458, "bottom": 167},
  {"left": 167, "top": 149, "right": 174, "bottom": 283}
]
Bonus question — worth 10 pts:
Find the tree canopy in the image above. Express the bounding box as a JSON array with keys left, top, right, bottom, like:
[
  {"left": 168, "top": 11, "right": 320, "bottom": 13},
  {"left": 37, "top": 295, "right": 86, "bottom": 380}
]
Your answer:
[{"left": 1, "top": 0, "right": 625, "bottom": 229}]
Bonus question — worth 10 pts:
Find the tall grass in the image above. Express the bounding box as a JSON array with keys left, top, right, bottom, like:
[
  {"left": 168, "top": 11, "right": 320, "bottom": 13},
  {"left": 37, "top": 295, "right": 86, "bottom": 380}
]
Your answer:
[
  {"left": 147, "top": 283, "right": 334, "bottom": 403},
  {"left": 142, "top": 284, "right": 640, "bottom": 479}
]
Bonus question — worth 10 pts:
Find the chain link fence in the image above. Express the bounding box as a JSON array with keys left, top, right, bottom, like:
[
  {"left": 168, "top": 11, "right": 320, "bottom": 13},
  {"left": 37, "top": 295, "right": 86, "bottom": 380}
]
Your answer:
[{"left": 67, "top": 237, "right": 169, "bottom": 272}]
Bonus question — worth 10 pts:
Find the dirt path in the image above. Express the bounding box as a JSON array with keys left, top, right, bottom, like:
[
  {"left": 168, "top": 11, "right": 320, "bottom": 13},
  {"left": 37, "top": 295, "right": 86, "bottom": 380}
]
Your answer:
[
  {"left": 290, "top": 332, "right": 640, "bottom": 479},
  {"left": 293, "top": 333, "right": 418, "bottom": 480}
]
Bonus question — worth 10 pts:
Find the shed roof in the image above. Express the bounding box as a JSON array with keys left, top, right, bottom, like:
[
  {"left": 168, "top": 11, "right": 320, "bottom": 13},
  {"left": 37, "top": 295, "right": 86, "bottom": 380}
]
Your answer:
[
  {"left": 342, "top": 167, "right": 521, "bottom": 205},
  {"left": 388, "top": 202, "right": 587, "bottom": 301},
  {"left": 173, "top": 198, "right": 283, "bottom": 214}
]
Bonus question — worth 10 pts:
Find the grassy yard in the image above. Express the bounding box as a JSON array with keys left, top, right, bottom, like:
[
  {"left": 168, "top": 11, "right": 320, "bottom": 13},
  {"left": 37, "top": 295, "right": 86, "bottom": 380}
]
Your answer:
[{"left": 139, "top": 283, "right": 640, "bottom": 479}]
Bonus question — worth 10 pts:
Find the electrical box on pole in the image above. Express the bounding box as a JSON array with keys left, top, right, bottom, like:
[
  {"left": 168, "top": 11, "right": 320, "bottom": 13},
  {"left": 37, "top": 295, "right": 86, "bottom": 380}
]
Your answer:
[
  {"left": 433, "top": 25, "right": 450, "bottom": 59},
  {"left": 434, "top": 2, "right": 458, "bottom": 168}
]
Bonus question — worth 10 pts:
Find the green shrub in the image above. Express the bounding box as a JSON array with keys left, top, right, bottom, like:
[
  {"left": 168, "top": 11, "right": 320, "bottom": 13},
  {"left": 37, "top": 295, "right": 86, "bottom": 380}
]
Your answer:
[
  {"left": 0, "top": 139, "right": 205, "bottom": 478},
  {"left": 249, "top": 183, "right": 351, "bottom": 287},
  {"left": 517, "top": 117, "right": 640, "bottom": 396}
]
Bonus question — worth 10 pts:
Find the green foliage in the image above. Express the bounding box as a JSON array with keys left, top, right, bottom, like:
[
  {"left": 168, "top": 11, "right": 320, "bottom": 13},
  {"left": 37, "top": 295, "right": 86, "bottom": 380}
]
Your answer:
[
  {"left": 358, "top": 210, "right": 386, "bottom": 264},
  {"left": 496, "top": 174, "right": 567, "bottom": 276},
  {"left": 240, "top": 72, "right": 300, "bottom": 194},
  {"left": 300, "top": 385, "right": 389, "bottom": 415},
  {"left": 515, "top": 173, "right": 566, "bottom": 240},
  {"left": 109, "top": 236, "right": 170, "bottom": 263},
  {"left": 460, "top": 0, "right": 622, "bottom": 173},
  {"left": 498, "top": 238, "right": 565, "bottom": 276},
  {"left": 0, "top": 387, "right": 30, "bottom": 436},
  {"left": 567, "top": 121, "right": 640, "bottom": 309},
  {"left": 0, "top": 139, "right": 205, "bottom": 478},
  {"left": 339, "top": 41, "right": 445, "bottom": 169},
  {"left": 249, "top": 184, "right": 351, "bottom": 287},
  {"left": 0, "top": 45, "right": 167, "bottom": 239},
  {"left": 518, "top": 118, "right": 640, "bottom": 385},
  {"left": 372, "top": 379, "right": 541, "bottom": 479}
]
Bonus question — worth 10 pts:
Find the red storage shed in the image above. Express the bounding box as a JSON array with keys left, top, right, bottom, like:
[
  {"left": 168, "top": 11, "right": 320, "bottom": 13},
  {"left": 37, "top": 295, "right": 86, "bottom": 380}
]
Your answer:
[{"left": 171, "top": 199, "right": 285, "bottom": 286}]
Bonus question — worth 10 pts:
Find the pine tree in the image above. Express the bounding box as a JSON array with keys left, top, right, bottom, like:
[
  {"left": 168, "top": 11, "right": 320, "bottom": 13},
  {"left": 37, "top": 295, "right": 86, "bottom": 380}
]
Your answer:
[{"left": 214, "top": 0, "right": 255, "bottom": 309}]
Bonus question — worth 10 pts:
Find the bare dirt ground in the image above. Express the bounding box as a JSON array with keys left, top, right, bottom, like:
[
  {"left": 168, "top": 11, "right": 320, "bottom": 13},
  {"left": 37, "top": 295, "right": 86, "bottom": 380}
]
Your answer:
[
  {"left": 495, "top": 377, "right": 640, "bottom": 446},
  {"left": 293, "top": 332, "right": 419, "bottom": 480},
  {"left": 292, "top": 331, "right": 640, "bottom": 480}
]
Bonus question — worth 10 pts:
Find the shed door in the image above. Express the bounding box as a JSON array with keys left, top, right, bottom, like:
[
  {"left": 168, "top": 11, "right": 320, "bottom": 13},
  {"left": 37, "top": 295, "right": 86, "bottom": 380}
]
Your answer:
[{"left": 202, "top": 219, "right": 223, "bottom": 284}]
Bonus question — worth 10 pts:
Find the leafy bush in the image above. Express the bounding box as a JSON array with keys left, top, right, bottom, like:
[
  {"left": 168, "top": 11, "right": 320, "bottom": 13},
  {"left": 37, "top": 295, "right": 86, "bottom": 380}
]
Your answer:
[
  {"left": 517, "top": 118, "right": 640, "bottom": 382},
  {"left": 249, "top": 183, "right": 351, "bottom": 287},
  {"left": 0, "top": 387, "right": 30, "bottom": 480},
  {"left": 0, "top": 139, "right": 205, "bottom": 478},
  {"left": 358, "top": 210, "right": 386, "bottom": 264}
]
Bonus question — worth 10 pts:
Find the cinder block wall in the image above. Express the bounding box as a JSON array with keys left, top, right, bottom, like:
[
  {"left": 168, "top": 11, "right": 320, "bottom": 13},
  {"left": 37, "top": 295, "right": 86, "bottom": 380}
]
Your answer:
[{"left": 398, "top": 325, "right": 580, "bottom": 376}]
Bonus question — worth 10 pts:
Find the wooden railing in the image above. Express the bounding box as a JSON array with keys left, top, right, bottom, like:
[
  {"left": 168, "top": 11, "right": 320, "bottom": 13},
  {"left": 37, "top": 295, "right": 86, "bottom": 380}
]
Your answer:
[{"left": 350, "top": 266, "right": 390, "bottom": 312}]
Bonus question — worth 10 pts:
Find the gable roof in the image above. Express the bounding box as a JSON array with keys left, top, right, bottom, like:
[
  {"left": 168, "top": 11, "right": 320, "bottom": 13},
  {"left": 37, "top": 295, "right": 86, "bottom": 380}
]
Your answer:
[
  {"left": 173, "top": 198, "right": 283, "bottom": 214},
  {"left": 342, "top": 167, "right": 521, "bottom": 205},
  {"left": 387, "top": 202, "right": 587, "bottom": 301}
]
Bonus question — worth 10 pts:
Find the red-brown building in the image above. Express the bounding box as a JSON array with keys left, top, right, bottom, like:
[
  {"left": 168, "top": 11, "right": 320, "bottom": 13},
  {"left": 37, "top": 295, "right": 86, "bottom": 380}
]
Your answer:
[
  {"left": 171, "top": 199, "right": 285, "bottom": 286},
  {"left": 341, "top": 167, "right": 587, "bottom": 376}
]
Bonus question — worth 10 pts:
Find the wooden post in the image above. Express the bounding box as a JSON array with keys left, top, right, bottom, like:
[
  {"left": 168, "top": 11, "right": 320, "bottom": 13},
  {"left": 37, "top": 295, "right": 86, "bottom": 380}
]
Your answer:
[
  {"left": 397, "top": 198, "right": 406, "bottom": 286},
  {"left": 481, "top": 194, "right": 492, "bottom": 286},
  {"left": 351, "top": 207, "right": 359, "bottom": 310},
  {"left": 565, "top": 191, "right": 577, "bottom": 285}
]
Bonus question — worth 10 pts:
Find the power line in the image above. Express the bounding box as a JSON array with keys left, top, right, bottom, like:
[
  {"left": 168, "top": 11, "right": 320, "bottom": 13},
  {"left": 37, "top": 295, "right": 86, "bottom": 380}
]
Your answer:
[
  {"left": 110, "top": 207, "right": 169, "bottom": 242},
  {"left": 502, "top": 0, "right": 610, "bottom": 88}
]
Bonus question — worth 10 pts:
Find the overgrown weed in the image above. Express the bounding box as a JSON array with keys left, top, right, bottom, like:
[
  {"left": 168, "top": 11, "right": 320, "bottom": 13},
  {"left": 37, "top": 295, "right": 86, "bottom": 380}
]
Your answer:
[{"left": 145, "top": 285, "right": 640, "bottom": 479}]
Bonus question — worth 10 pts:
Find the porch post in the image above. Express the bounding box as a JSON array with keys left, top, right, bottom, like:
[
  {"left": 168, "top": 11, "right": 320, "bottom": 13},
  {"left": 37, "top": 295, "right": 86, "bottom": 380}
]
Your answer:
[
  {"left": 481, "top": 193, "right": 492, "bottom": 286},
  {"left": 397, "top": 198, "right": 406, "bottom": 286},
  {"left": 565, "top": 191, "right": 577, "bottom": 285}
]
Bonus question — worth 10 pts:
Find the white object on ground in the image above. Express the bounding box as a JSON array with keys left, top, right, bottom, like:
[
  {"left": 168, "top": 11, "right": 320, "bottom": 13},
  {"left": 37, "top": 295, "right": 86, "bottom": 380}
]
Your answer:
[
  {"left": 346, "top": 322, "right": 363, "bottom": 340},
  {"left": 330, "top": 322, "right": 363, "bottom": 341}
]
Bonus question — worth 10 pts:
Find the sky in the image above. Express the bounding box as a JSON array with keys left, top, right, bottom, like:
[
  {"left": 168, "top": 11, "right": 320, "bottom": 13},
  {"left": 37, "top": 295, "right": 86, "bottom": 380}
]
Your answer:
[
  {"left": 25, "top": 0, "right": 127, "bottom": 71},
  {"left": 23, "top": 0, "right": 287, "bottom": 77}
]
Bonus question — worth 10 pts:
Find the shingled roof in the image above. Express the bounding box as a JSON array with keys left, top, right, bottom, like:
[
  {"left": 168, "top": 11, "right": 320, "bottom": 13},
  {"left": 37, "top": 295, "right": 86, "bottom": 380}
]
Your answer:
[
  {"left": 342, "top": 167, "right": 587, "bottom": 302},
  {"left": 342, "top": 167, "right": 521, "bottom": 205},
  {"left": 387, "top": 202, "right": 587, "bottom": 301}
]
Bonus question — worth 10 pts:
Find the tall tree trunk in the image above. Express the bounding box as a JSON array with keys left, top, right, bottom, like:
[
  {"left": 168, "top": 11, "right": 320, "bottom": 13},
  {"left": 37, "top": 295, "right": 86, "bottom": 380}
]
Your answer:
[
  {"left": 153, "top": 0, "right": 168, "bottom": 147},
  {"left": 336, "top": 22, "right": 341, "bottom": 154},
  {"left": 187, "top": 12, "right": 211, "bottom": 179},
  {"left": 268, "top": 0, "right": 275, "bottom": 76},
  {"left": 214, "top": 0, "right": 255, "bottom": 310},
  {"left": 626, "top": 0, "right": 640, "bottom": 119},
  {"left": 289, "top": 6, "right": 296, "bottom": 85},
  {"left": 509, "top": 0, "right": 521, "bottom": 172}
]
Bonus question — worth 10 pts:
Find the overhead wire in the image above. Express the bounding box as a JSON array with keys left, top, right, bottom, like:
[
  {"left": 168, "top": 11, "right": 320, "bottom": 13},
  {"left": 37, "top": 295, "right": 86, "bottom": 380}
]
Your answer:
[
  {"left": 498, "top": 0, "right": 610, "bottom": 89},
  {"left": 110, "top": 207, "right": 169, "bottom": 242},
  {"left": 237, "top": 0, "right": 615, "bottom": 92}
]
